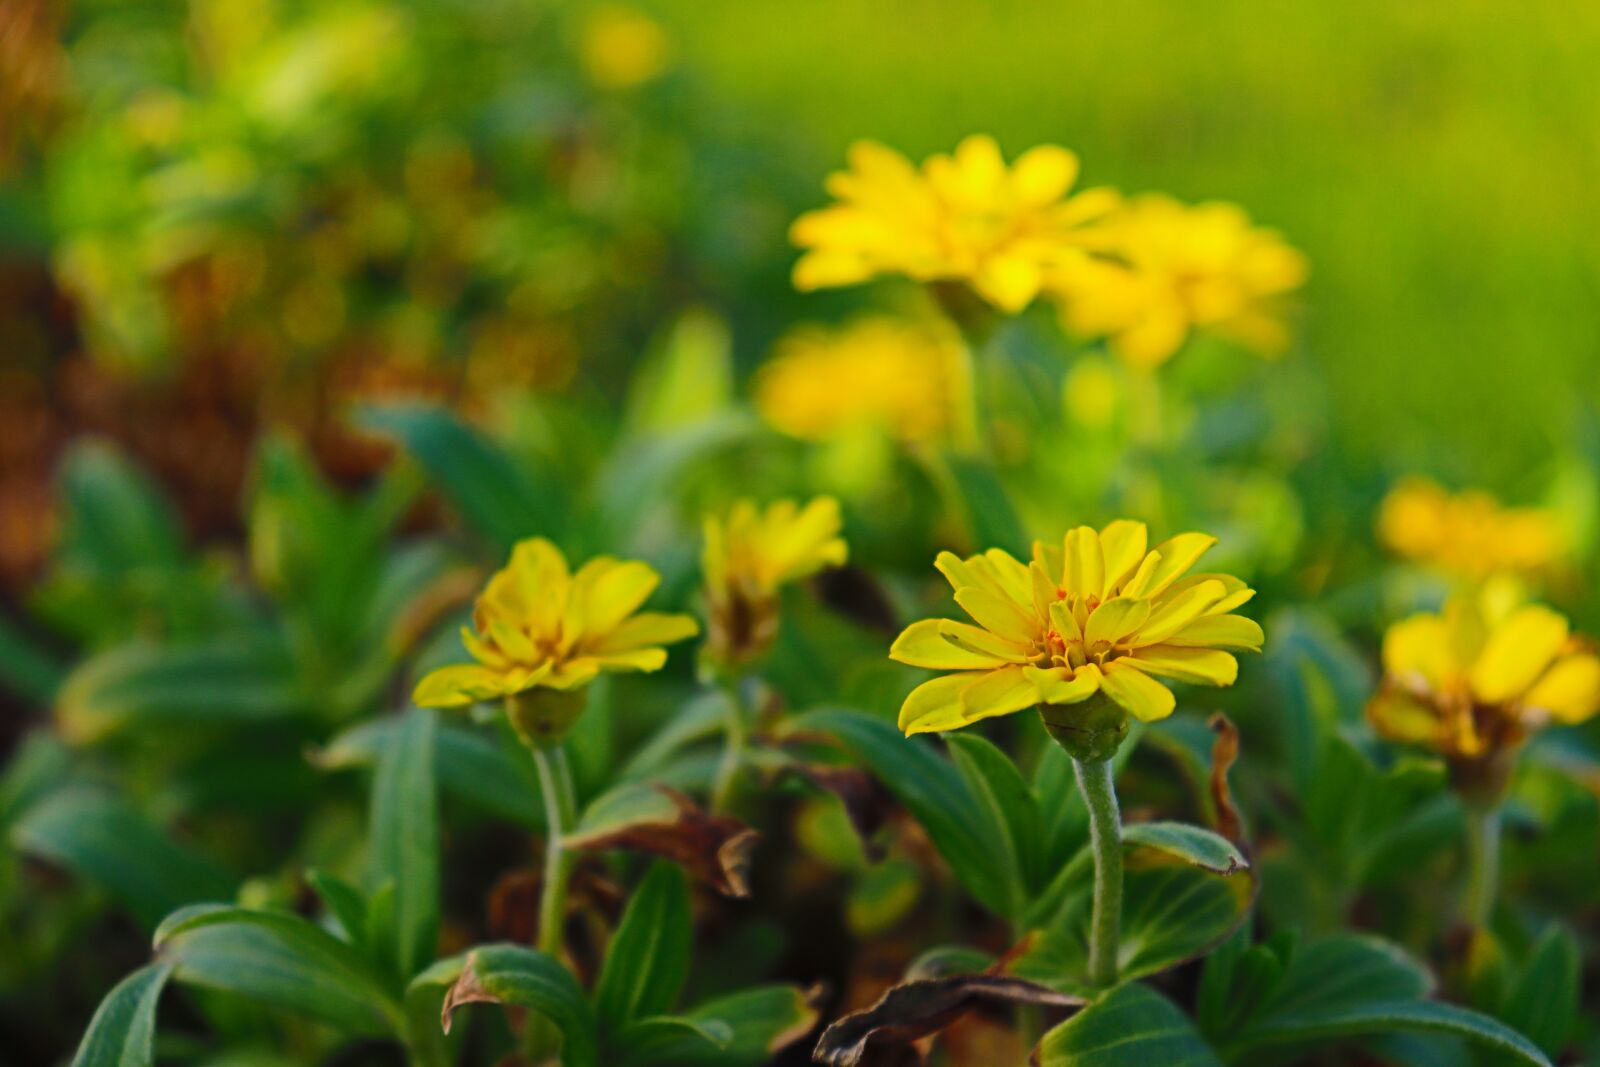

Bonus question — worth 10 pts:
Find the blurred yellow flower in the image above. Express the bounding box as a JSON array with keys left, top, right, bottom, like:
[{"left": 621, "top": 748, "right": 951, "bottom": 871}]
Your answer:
[
  {"left": 790, "top": 135, "right": 1119, "bottom": 313},
  {"left": 1050, "top": 194, "right": 1307, "bottom": 367},
  {"left": 1369, "top": 593, "right": 1600, "bottom": 763},
  {"left": 703, "top": 497, "right": 849, "bottom": 667},
  {"left": 580, "top": 4, "right": 671, "bottom": 90},
  {"left": 754, "top": 317, "right": 969, "bottom": 444},
  {"left": 414, "top": 539, "right": 697, "bottom": 733},
  {"left": 890, "top": 521, "right": 1261, "bottom": 736},
  {"left": 1377, "top": 477, "right": 1564, "bottom": 581}
]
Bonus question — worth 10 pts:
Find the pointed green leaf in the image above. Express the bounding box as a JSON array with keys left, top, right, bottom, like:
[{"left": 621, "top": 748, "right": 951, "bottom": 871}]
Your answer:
[
  {"left": 1229, "top": 1000, "right": 1550, "bottom": 1066},
  {"left": 1122, "top": 821, "right": 1249, "bottom": 875},
  {"left": 70, "top": 962, "right": 174, "bottom": 1067},
  {"left": 609, "top": 1015, "right": 731, "bottom": 1067},
  {"left": 682, "top": 984, "right": 821, "bottom": 1067},
  {"left": 1034, "top": 982, "right": 1221, "bottom": 1066},
  {"left": 596, "top": 863, "right": 693, "bottom": 1033},
  {"left": 1501, "top": 924, "right": 1579, "bottom": 1057},
  {"left": 370, "top": 706, "right": 439, "bottom": 979},
  {"left": 946, "top": 732, "right": 1038, "bottom": 907},
  {"left": 305, "top": 869, "right": 370, "bottom": 948},
  {"left": 441, "top": 944, "right": 597, "bottom": 1067}
]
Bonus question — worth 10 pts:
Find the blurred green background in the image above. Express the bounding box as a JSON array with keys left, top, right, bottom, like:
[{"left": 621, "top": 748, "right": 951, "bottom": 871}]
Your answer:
[{"left": 657, "top": 0, "right": 1600, "bottom": 485}]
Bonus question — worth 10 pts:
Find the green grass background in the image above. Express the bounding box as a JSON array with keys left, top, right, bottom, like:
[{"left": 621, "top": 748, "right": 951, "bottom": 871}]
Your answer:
[{"left": 655, "top": 0, "right": 1600, "bottom": 490}]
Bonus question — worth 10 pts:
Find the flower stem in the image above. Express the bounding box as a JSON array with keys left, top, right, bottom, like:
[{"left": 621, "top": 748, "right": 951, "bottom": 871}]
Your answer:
[
  {"left": 1463, "top": 804, "right": 1501, "bottom": 929},
  {"left": 531, "top": 743, "right": 576, "bottom": 958},
  {"left": 710, "top": 675, "right": 747, "bottom": 815},
  {"left": 1073, "top": 755, "right": 1123, "bottom": 988}
]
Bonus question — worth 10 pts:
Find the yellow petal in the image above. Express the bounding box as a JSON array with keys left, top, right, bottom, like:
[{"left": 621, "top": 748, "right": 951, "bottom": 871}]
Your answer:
[
  {"left": 1135, "top": 579, "right": 1226, "bottom": 646},
  {"left": 593, "top": 612, "right": 700, "bottom": 653},
  {"left": 1381, "top": 614, "right": 1453, "bottom": 688},
  {"left": 461, "top": 626, "right": 510, "bottom": 669},
  {"left": 1163, "top": 614, "right": 1264, "bottom": 651},
  {"left": 1098, "top": 520, "right": 1149, "bottom": 592},
  {"left": 954, "top": 586, "right": 1037, "bottom": 644},
  {"left": 938, "top": 619, "right": 1032, "bottom": 662},
  {"left": 1098, "top": 663, "right": 1177, "bottom": 723},
  {"left": 1010, "top": 145, "right": 1079, "bottom": 206},
  {"left": 1117, "top": 551, "right": 1163, "bottom": 599},
  {"left": 1062, "top": 526, "right": 1105, "bottom": 599},
  {"left": 1123, "top": 646, "right": 1239, "bottom": 686},
  {"left": 413, "top": 664, "right": 516, "bottom": 708},
  {"left": 891, "top": 619, "right": 1010, "bottom": 670},
  {"left": 958, "top": 664, "right": 1039, "bottom": 719},
  {"left": 935, "top": 550, "right": 979, "bottom": 593},
  {"left": 592, "top": 647, "right": 669, "bottom": 672},
  {"left": 1469, "top": 604, "right": 1569, "bottom": 705},
  {"left": 546, "top": 659, "right": 602, "bottom": 691},
  {"left": 973, "top": 255, "right": 1043, "bottom": 313},
  {"left": 579, "top": 558, "right": 661, "bottom": 634},
  {"left": 898, "top": 671, "right": 981, "bottom": 735},
  {"left": 1142, "top": 533, "right": 1218, "bottom": 595},
  {"left": 1367, "top": 688, "right": 1445, "bottom": 746},
  {"left": 1084, "top": 597, "right": 1151, "bottom": 647},
  {"left": 1524, "top": 653, "right": 1600, "bottom": 724},
  {"left": 1024, "top": 663, "right": 1103, "bottom": 704},
  {"left": 488, "top": 620, "right": 538, "bottom": 663}
]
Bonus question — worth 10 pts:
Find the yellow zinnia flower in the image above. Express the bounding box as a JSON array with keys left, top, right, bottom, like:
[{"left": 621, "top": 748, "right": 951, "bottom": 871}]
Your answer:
[
  {"left": 414, "top": 538, "right": 698, "bottom": 739},
  {"left": 578, "top": 4, "right": 672, "bottom": 90},
  {"left": 1050, "top": 194, "right": 1307, "bottom": 368},
  {"left": 754, "top": 316, "right": 969, "bottom": 445},
  {"left": 1369, "top": 593, "right": 1600, "bottom": 767},
  {"left": 890, "top": 522, "right": 1262, "bottom": 737},
  {"left": 1377, "top": 477, "right": 1564, "bottom": 582},
  {"left": 702, "top": 497, "right": 849, "bottom": 668},
  {"left": 790, "top": 135, "right": 1119, "bottom": 314}
]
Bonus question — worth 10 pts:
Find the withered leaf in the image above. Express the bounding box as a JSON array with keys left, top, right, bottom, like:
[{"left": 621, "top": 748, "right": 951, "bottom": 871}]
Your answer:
[{"left": 563, "top": 783, "right": 758, "bottom": 898}]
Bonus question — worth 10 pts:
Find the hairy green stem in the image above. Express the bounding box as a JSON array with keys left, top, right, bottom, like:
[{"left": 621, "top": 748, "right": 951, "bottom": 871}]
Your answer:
[
  {"left": 1463, "top": 805, "right": 1501, "bottom": 929},
  {"left": 531, "top": 744, "right": 576, "bottom": 957},
  {"left": 710, "top": 676, "right": 747, "bottom": 814},
  {"left": 1073, "top": 756, "right": 1123, "bottom": 987}
]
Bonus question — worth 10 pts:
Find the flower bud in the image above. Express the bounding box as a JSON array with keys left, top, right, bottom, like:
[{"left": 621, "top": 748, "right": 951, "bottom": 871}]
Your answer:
[{"left": 1039, "top": 693, "right": 1129, "bottom": 763}]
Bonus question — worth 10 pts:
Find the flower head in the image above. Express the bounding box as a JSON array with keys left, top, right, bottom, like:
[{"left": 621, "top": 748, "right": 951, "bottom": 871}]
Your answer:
[
  {"left": 702, "top": 497, "right": 848, "bottom": 667},
  {"left": 890, "top": 522, "right": 1262, "bottom": 738},
  {"left": 1377, "top": 477, "right": 1563, "bottom": 582},
  {"left": 414, "top": 538, "right": 698, "bottom": 735},
  {"left": 1368, "top": 593, "right": 1600, "bottom": 767},
  {"left": 1050, "top": 194, "right": 1307, "bottom": 367},
  {"left": 790, "top": 135, "right": 1119, "bottom": 313},
  {"left": 754, "top": 317, "right": 970, "bottom": 445}
]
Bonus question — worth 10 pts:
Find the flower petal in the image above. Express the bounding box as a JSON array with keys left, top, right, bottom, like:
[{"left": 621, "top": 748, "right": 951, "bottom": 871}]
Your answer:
[
  {"left": 1381, "top": 614, "right": 1453, "bottom": 688},
  {"left": 592, "top": 612, "right": 700, "bottom": 653},
  {"left": 1085, "top": 596, "right": 1151, "bottom": 647},
  {"left": 1135, "top": 580, "right": 1226, "bottom": 646},
  {"left": 1141, "top": 533, "right": 1218, "bottom": 595},
  {"left": 413, "top": 664, "right": 516, "bottom": 708},
  {"left": 1098, "top": 663, "right": 1177, "bottom": 722},
  {"left": 591, "top": 647, "right": 669, "bottom": 673},
  {"left": 1098, "top": 520, "right": 1149, "bottom": 593},
  {"left": 1024, "top": 663, "right": 1103, "bottom": 704},
  {"left": 1062, "top": 526, "right": 1105, "bottom": 600},
  {"left": 1123, "top": 646, "right": 1239, "bottom": 686},
  {"left": 1164, "top": 614, "right": 1265, "bottom": 651},
  {"left": 1469, "top": 604, "right": 1569, "bottom": 705},
  {"left": 891, "top": 619, "right": 1010, "bottom": 669},
  {"left": 1524, "top": 653, "right": 1600, "bottom": 724},
  {"left": 579, "top": 558, "right": 661, "bottom": 634},
  {"left": 898, "top": 671, "right": 983, "bottom": 735},
  {"left": 954, "top": 586, "right": 1037, "bottom": 644},
  {"left": 958, "top": 664, "right": 1040, "bottom": 719}
]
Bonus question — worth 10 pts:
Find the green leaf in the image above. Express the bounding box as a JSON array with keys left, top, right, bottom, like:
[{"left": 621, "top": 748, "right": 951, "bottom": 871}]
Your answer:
[
  {"left": 683, "top": 985, "right": 821, "bottom": 1066},
  {"left": 441, "top": 944, "right": 597, "bottom": 1067},
  {"left": 0, "top": 609, "right": 66, "bottom": 704},
  {"left": 319, "top": 717, "right": 542, "bottom": 827},
  {"left": 1229, "top": 1000, "right": 1551, "bottom": 1066},
  {"left": 155, "top": 904, "right": 405, "bottom": 1036},
  {"left": 1501, "top": 924, "right": 1579, "bottom": 1056},
  {"left": 56, "top": 636, "right": 305, "bottom": 744},
  {"left": 305, "top": 869, "right": 369, "bottom": 947},
  {"left": 1008, "top": 858, "right": 1254, "bottom": 996},
  {"left": 784, "top": 708, "right": 1016, "bottom": 918},
  {"left": 369, "top": 706, "right": 440, "bottom": 979},
  {"left": 946, "top": 732, "right": 1039, "bottom": 906},
  {"left": 1033, "top": 982, "right": 1221, "bottom": 1066},
  {"left": 609, "top": 1015, "right": 731, "bottom": 1067},
  {"left": 622, "top": 308, "right": 733, "bottom": 434},
  {"left": 10, "top": 789, "right": 236, "bottom": 928},
  {"left": 70, "top": 961, "right": 174, "bottom": 1067},
  {"left": 0, "top": 729, "right": 72, "bottom": 826},
  {"left": 596, "top": 863, "right": 693, "bottom": 1033},
  {"left": 357, "top": 403, "right": 562, "bottom": 551},
  {"left": 1122, "top": 822, "right": 1249, "bottom": 875},
  {"left": 54, "top": 441, "right": 184, "bottom": 574},
  {"left": 405, "top": 954, "right": 468, "bottom": 1067}
]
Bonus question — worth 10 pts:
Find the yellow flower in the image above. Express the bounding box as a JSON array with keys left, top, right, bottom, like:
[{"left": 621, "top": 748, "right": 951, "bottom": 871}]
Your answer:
[
  {"left": 789, "top": 135, "right": 1119, "bottom": 313},
  {"left": 702, "top": 497, "right": 849, "bottom": 667},
  {"left": 578, "top": 4, "right": 672, "bottom": 90},
  {"left": 1369, "top": 593, "right": 1600, "bottom": 765},
  {"left": 1377, "top": 477, "right": 1564, "bottom": 582},
  {"left": 414, "top": 538, "right": 698, "bottom": 709},
  {"left": 1050, "top": 194, "right": 1307, "bottom": 368},
  {"left": 754, "top": 317, "right": 969, "bottom": 444},
  {"left": 890, "top": 521, "right": 1262, "bottom": 736}
]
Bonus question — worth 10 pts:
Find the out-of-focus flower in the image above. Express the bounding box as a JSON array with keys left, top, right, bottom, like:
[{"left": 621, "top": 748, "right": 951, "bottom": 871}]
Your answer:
[
  {"left": 890, "top": 522, "right": 1261, "bottom": 740},
  {"left": 754, "top": 317, "right": 969, "bottom": 445},
  {"left": 1369, "top": 592, "right": 1600, "bottom": 772},
  {"left": 414, "top": 538, "right": 697, "bottom": 743},
  {"left": 702, "top": 497, "right": 848, "bottom": 668},
  {"left": 1377, "top": 477, "right": 1564, "bottom": 582},
  {"left": 790, "top": 135, "right": 1118, "bottom": 313},
  {"left": 1050, "top": 194, "right": 1307, "bottom": 368},
  {"left": 580, "top": 4, "right": 672, "bottom": 90}
]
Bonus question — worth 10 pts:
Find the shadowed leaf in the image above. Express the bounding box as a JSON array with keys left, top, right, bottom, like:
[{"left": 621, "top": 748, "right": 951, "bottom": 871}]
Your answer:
[{"left": 565, "top": 783, "right": 758, "bottom": 898}]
